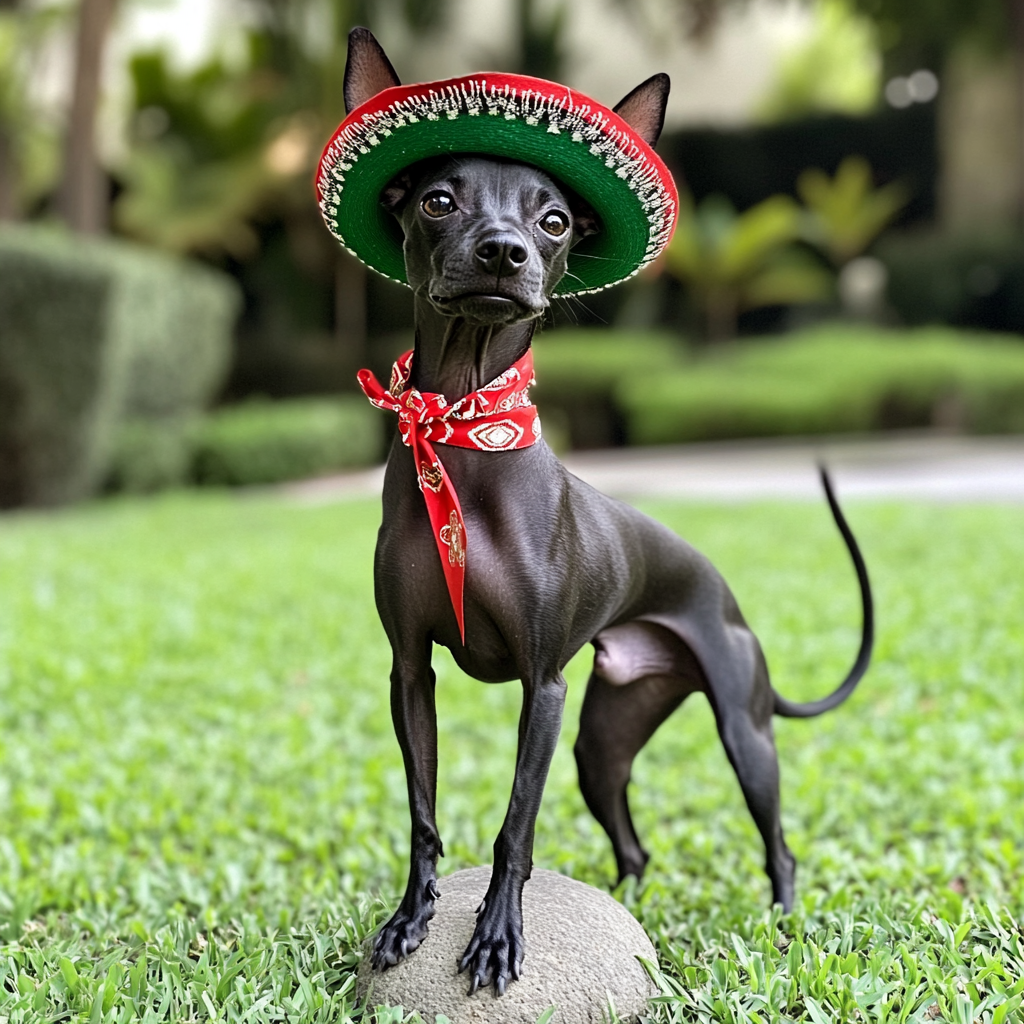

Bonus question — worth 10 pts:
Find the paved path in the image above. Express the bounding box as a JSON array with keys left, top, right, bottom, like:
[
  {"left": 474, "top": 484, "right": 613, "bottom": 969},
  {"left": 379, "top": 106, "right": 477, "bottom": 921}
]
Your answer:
[{"left": 281, "top": 434, "right": 1024, "bottom": 504}]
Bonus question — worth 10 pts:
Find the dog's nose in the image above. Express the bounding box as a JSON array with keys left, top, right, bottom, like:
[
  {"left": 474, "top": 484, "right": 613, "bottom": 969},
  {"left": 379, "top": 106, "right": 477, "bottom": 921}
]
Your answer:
[{"left": 474, "top": 234, "right": 529, "bottom": 277}]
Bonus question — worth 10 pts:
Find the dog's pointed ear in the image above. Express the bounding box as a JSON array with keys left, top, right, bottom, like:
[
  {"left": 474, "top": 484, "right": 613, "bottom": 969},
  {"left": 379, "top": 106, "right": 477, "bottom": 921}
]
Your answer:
[
  {"left": 344, "top": 27, "right": 401, "bottom": 115},
  {"left": 613, "top": 73, "right": 670, "bottom": 148},
  {"left": 380, "top": 168, "right": 417, "bottom": 214},
  {"left": 569, "top": 194, "right": 600, "bottom": 239}
]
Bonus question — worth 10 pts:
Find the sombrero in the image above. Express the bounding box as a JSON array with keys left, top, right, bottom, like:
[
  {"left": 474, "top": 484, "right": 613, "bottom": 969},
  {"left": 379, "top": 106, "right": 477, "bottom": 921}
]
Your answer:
[{"left": 315, "top": 73, "right": 678, "bottom": 295}]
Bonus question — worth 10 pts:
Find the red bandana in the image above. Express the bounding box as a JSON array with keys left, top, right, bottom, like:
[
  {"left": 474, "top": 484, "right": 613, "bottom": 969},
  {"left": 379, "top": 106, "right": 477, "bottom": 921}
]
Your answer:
[{"left": 358, "top": 349, "right": 541, "bottom": 642}]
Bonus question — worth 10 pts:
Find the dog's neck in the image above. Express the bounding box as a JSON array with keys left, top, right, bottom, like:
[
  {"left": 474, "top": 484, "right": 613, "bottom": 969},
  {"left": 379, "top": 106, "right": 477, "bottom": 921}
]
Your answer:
[{"left": 411, "top": 296, "right": 536, "bottom": 402}]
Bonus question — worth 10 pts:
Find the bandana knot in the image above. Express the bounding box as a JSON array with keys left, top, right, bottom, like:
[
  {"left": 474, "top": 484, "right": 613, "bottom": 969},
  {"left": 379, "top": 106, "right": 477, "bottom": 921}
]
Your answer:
[{"left": 358, "top": 349, "right": 541, "bottom": 641}]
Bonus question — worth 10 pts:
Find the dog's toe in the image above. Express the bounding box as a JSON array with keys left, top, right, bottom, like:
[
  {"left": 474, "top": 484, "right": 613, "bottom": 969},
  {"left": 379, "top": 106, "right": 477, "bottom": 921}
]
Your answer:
[
  {"left": 458, "top": 904, "right": 523, "bottom": 996},
  {"left": 372, "top": 901, "right": 434, "bottom": 970}
]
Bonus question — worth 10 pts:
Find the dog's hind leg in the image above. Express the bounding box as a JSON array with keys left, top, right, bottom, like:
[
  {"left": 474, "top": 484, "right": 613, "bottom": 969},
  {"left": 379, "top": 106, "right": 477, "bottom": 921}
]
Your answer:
[
  {"left": 611, "top": 612, "right": 796, "bottom": 910},
  {"left": 575, "top": 671, "right": 687, "bottom": 882},
  {"left": 702, "top": 632, "right": 796, "bottom": 911},
  {"left": 575, "top": 621, "right": 702, "bottom": 883}
]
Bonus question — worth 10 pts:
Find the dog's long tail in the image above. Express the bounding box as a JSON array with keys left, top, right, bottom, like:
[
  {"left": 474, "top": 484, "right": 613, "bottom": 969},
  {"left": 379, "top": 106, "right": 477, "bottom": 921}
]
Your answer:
[{"left": 773, "top": 465, "right": 874, "bottom": 719}]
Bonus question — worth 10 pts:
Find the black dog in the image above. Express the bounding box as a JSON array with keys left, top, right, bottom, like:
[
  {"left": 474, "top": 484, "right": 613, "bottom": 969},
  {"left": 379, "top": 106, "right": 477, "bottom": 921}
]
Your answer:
[{"left": 343, "top": 29, "right": 873, "bottom": 996}]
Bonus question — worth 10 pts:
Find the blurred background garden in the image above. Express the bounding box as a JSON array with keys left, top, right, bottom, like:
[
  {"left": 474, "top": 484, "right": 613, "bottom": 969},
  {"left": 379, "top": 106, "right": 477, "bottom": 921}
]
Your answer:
[
  {"left": 5, "top": 0, "right": 1024, "bottom": 504},
  {"left": 4, "top": 3, "right": 1024, "bottom": 1022}
]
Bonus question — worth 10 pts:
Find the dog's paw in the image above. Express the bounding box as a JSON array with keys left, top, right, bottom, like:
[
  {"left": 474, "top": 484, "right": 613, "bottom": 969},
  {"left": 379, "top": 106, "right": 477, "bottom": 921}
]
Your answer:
[
  {"left": 457, "top": 899, "right": 524, "bottom": 996},
  {"left": 371, "top": 885, "right": 438, "bottom": 970}
]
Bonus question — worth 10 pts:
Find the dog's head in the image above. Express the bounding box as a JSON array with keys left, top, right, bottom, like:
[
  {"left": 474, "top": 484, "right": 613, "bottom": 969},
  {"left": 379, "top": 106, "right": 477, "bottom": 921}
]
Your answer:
[
  {"left": 380, "top": 154, "right": 595, "bottom": 326},
  {"left": 343, "top": 28, "right": 671, "bottom": 326}
]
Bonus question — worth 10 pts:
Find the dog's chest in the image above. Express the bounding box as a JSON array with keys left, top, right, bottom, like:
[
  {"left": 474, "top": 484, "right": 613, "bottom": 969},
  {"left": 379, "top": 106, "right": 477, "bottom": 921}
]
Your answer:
[{"left": 377, "top": 445, "right": 593, "bottom": 672}]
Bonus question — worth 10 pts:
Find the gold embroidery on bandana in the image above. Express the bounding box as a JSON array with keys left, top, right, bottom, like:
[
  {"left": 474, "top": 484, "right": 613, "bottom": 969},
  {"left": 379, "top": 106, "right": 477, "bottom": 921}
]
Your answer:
[
  {"left": 440, "top": 512, "right": 466, "bottom": 568},
  {"left": 420, "top": 461, "right": 444, "bottom": 493}
]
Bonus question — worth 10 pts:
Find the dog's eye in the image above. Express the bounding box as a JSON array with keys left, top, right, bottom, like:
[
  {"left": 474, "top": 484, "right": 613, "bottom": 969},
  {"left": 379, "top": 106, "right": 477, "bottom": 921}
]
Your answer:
[
  {"left": 539, "top": 212, "right": 569, "bottom": 237},
  {"left": 422, "top": 192, "right": 456, "bottom": 218}
]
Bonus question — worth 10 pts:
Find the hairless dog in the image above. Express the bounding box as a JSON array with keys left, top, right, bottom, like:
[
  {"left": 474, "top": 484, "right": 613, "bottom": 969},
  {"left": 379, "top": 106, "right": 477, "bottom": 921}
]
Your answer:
[{"left": 339, "top": 28, "right": 873, "bottom": 997}]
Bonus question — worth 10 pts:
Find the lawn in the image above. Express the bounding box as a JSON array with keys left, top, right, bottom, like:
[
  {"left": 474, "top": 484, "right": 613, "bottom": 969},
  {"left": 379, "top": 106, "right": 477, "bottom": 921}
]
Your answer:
[{"left": 0, "top": 488, "right": 1022, "bottom": 1023}]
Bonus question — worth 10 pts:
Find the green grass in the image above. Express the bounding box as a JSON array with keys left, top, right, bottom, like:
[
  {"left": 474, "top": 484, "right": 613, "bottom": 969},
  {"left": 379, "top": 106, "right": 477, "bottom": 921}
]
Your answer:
[{"left": 0, "top": 491, "right": 1022, "bottom": 1022}]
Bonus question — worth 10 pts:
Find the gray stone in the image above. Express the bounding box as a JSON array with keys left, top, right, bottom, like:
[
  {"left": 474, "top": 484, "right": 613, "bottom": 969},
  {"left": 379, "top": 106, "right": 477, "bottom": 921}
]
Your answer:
[{"left": 358, "top": 867, "right": 657, "bottom": 1024}]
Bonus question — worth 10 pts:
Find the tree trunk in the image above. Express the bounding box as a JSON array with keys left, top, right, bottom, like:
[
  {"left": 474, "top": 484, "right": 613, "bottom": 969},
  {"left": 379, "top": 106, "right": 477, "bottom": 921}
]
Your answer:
[
  {"left": 938, "top": 45, "right": 1021, "bottom": 231},
  {"left": 704, "top": 286, "right": 738, "bottom": 343},
  {"left": 1007, "top": 0, "right": 1024, "bottom": 225},
  {"left": 55, "top": 0, "right": 117, "bottom": 234},
  {"left": 0, "top": 126, "right": 15, "bottom": 221}
]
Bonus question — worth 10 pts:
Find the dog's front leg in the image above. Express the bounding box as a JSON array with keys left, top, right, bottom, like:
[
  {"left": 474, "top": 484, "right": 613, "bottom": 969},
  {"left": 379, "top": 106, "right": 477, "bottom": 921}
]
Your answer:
[
  {"left": 371, "top": 645, "right": 443, "bottom": 969},
  {"left": 459, "top": 671, "right": 567, "bottom": 995}
]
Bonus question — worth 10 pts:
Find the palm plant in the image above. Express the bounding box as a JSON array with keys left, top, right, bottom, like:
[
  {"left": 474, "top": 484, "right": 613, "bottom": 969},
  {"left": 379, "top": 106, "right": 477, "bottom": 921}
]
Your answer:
[
  {"left": 797, "top": 155, "right": 909, "bottom": 267},
  {"left": 115, "top": 49, "right": 306, "bottom": 258},
  {"left": 665, "top": 191, "right": 833, "bottom": 341},
  {"left": 114, "top": 0, "right": 452, "bottom": 374}
]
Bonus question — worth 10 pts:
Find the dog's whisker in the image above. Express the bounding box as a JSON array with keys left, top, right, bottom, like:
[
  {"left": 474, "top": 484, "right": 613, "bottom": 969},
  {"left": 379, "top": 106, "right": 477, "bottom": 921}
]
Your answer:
[
  {"left": 555, "top": 293, "right": 606, "bottom": 325},
  {"left": 551, "top": 296, "right": 580, "bottom": 326},
  {"left": 570, "top": 252, "right": 625, "bottom": 262}
]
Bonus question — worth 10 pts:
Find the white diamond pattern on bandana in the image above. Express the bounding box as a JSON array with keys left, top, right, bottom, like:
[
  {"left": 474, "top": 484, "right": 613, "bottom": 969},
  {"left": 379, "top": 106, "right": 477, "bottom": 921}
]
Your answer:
[{"left": 468, "top": 419, "right": 526, "bottom": 451}]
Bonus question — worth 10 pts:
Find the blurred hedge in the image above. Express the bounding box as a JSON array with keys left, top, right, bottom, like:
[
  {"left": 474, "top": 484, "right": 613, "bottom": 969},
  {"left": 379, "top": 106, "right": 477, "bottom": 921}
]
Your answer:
[
  {"left": 532, "top": 329, "right": 687, "bottom": 448},
  {"left": 0, "top": 240, "right": 114, "bottom": 506},
  {"left": 107, "top": 417, "right": 201, "bottom": 494},
  {"left": 192, "top": 398, "right": 382, "bottom": 487},
  {"left": 618, "top": 326, "right": 1024, "bottom": 446},
  {"left": 878, "top": 232, "right": 1024, "bottom": 333},
  {"left": 0, "top": 226, "right": 240, "bottom": 506}
]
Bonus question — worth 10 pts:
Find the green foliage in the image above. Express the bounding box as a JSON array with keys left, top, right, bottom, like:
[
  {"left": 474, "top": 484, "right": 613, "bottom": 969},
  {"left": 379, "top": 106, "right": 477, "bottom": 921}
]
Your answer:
[
  {"left": 0, "top": 225, "right": 240, "bottom": 506},
  {"left": 107, "top": 417, "right": 201, "bottom": 495},
  {"left": 115, "top": 0, "right": 351, "bottom": 257},
  {"left": 116, "top": 49, "right": 312, "bottom": 258},
  {"left": 114, "top": 0, "right": 425, "bottom": 261},
  {"left": 618, "top": 324, "right": 1024, "bottom": 445},
  {"left": 877, "top": 231, "right": 1024, "bottom": 332},
  {"left": 848, "top": 0, "right": 1008, "bottom": 65},
  {"left": 0, "top": 2, "right": 66, "bottom": 216},
  {"left": 758, "top": 0, "right": 882, "bottom": 123},
  {"left": 516, "top": 0, "right": 568, "bottom": 80},
  {"left": 0, "top": 229, "right": 117, "bottom": 507},
  {"left": 532, "top": 329, "right": 687, "bottom": 450},
  {"left": 665, "top": 193, "right": 834, "bottom": 340},
  {"left": 110, "top": 256, "right": 239, "bottom": 424},
  {"left": 533, "top": 329, "right": 686, "bottom": 394},
  {"left": 798, "top": 155, "right": 910, "bottom": 266},
  {"left": 0, "top": 491, "right": 1022, "bottom": 1020},
  {"left": 194, "top": 397, "right": 383, "bottom": 486}
]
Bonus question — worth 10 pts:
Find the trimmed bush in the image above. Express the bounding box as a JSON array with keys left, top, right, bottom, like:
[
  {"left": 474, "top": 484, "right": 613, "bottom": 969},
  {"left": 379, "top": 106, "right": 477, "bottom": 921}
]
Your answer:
[
  {"left": 0, "top": 240, "right": 116, "bottom": 506},
  {"left": 532, "top": 329, "right": 687, "bottom": 448},
  {"left": 0, "top": 226, "right": 240, "bottom": 506},
  {"left": 194, "top": 397, "right": 382, "bottom": 486},
  {"left": 618, "top": 325, "right": 1024, "bottom": 446},
  {"left": 106, "top": 417, "right": 201, "bottom": 494}
]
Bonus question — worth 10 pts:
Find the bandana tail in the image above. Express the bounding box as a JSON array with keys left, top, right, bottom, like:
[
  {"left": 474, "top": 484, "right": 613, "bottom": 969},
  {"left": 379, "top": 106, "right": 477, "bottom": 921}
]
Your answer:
[
  {"left": 412, "top": 432, "right": 467, "bottom": 644},
  {"left": 437, "top": 491, "right": 466, "bottom": 644},
  {"left": 357, "top": 365, "right": 467, "bottom": 642},
  {"left": 356, "top": 367, "right": 386, "bottom": 405}
]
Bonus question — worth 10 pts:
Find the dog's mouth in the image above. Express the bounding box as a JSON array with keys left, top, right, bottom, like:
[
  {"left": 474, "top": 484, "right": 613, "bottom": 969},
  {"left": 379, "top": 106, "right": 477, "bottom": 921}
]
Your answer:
[{"left": 429, "top": 292, "right": 541, "bottom": 324}]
